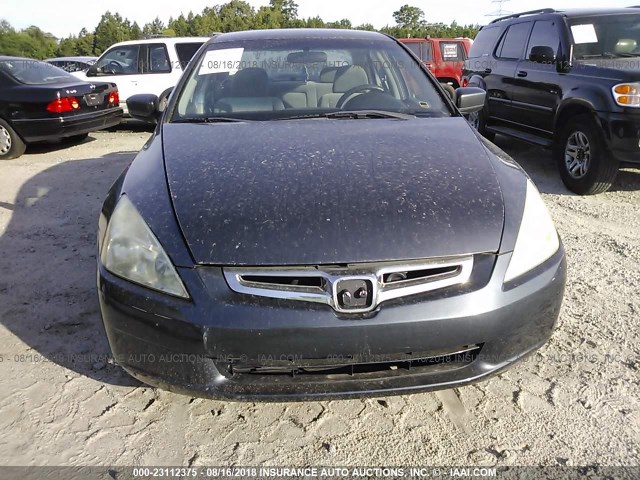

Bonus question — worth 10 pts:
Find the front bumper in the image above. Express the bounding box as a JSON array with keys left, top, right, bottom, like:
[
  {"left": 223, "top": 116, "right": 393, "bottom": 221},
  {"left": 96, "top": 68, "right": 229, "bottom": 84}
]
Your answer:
[
  {"left": 599, "top": 111, "right": 640, "bottom": 164},
  {"left": 98, "top": 250, "right": 566, "bottom": 401},
  {"left": 12, "top": 108, "right": 123, "bottom": 143}
]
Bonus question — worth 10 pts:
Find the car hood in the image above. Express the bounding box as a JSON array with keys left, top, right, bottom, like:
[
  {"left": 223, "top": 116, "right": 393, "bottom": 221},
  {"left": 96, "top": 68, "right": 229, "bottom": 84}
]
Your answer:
[{"left": 163, "top": 117, "right": 505, "bottom": 266}]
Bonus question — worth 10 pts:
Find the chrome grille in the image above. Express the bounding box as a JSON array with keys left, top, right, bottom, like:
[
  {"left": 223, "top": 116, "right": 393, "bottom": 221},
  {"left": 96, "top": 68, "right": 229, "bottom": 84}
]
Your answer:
[{"left": 223, "top": 256, "right": 473, "bottom": 313}]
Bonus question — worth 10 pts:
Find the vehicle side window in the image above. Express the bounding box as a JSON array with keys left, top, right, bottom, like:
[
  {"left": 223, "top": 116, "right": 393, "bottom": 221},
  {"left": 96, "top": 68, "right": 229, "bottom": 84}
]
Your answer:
[
  {"left": 526, "top": 21, "right": 560, "bottom": 59},
  {"left": 175, "top": 43, "right": 205, "bottom": 69},
  {"left": 496, "top": 22, "right": 533, "bottom": 59},
  {"left": 440, "top": 42, "right": 466, "bottom": 61},
  {"left": 95, "top": 45, "right": 141, "bottom": 76},
  {"left": 147, "top": 44, "right": 171, "bottom": 73},
  {"left": 404, "top": 42, "right": 422, "bottom": 59},
  {"left": 422, "top": 42, "right": 434, "bottom": 61},
  {"left": 469, "top": 27, "right": 502, "bottom": 57}
]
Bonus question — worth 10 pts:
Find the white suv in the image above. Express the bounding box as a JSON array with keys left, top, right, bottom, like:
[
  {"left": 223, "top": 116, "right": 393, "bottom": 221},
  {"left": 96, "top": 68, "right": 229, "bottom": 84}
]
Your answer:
[{"left": 81, "top": 37, "right": 209, "bottom": 115}]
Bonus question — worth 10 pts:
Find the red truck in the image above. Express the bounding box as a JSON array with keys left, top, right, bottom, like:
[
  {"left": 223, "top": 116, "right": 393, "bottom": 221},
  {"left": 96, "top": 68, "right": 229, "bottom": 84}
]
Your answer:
[{"left": 399, "top": 38, "right": 472, "bottom": 88}]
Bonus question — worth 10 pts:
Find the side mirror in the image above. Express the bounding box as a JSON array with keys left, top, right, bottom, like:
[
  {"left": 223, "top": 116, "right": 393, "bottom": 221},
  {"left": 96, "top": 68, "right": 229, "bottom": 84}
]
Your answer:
[
  {"left": 127, "top": 94, "right": 161, "bottom": 123},
  {"left": 454, "top": 87, "right": 486, "bottom": 114},
  {"left": 85, "top": 65, "right": 98, "bottom": 77},
  {"left": 529, "top": 46, "right": 556, "bottom": 63}
]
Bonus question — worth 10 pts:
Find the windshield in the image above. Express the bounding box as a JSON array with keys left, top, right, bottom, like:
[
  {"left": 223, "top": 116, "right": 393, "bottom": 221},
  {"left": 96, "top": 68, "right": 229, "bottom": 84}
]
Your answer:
[
  {"left": 172, "top": 37, "right": 451, "bottom": 122},
  {"left": 571, "top": 14, "right": 640, "bottom": 59},
  {"left": 0, "top": 59, "right": 78, "bottom": 85}
]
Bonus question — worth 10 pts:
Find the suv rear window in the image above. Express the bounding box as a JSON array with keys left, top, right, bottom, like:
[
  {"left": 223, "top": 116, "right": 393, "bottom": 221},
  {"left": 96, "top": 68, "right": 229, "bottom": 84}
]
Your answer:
[
  {"left": 440, "top": 42, "right": 466, "bottom": 61},
  {"left": 469, "top": 27, "right": 502, "bottom": 57},
  {"left": 175, "top": 42, "right": 205, "bottom": 69}
]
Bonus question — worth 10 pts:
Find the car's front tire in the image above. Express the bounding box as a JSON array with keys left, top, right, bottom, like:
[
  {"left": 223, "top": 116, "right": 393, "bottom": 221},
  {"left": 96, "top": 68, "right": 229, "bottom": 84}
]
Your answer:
[
  {"left": 0, "top": 118, "right": 26, "bottom": 160},
  {"left": 554, "top": 115, "right": 619, "bottom": 195},
  {"left": 468, "top": 107, "right": 495, "bottom": 142}
]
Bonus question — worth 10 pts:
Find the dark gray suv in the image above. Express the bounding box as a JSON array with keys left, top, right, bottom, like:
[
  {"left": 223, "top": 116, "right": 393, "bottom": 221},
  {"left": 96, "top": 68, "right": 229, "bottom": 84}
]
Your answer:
[{"left": 465, "top": 7, "right": 640, "bottom": 195}]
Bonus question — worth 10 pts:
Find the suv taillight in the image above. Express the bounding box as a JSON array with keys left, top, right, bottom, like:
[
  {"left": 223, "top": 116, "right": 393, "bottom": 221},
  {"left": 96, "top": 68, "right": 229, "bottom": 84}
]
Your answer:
[
  {"left": 46, "top": 97, "right": 80, "bottom": 113},
  {"left": 107, "top": 91, "right": 120, "bottom": 105}
]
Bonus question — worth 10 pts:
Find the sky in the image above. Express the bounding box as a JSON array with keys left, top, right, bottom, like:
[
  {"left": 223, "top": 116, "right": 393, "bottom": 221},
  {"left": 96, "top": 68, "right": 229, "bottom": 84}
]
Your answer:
[{"left": 1, "top": 0, "right": 634, "bottom": 38}]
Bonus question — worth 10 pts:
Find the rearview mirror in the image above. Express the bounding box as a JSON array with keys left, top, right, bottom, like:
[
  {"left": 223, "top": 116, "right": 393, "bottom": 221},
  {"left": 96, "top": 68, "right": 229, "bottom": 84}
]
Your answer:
[
  {"left": 287, "top": 51, "right": 328, "bottom": 64},
  {"left": 127, "top": 94, "right": 161, "bottom": 123},
  {"left": 454, "top": 87, "right": 486, "bottom": 114},
  {"left": 529, "top": 46, "right": 556, "bottom": 63}
]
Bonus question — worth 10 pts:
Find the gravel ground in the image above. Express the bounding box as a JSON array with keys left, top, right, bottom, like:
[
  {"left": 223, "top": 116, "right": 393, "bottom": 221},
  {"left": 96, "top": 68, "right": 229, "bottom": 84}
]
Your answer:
[{"left": 0, "top": 128, "right": 638, "bottom": 467}]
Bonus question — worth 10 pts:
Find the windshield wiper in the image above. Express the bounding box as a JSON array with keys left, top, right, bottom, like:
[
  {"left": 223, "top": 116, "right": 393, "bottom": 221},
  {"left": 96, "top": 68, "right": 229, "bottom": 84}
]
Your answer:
[
  {"left": 173, "top": 117, "right": 252, "bottom": 124},
  {"left": 276, "top": 110, "right": 416, "bottom": 121},
  {"left": 324, "top": 110, "right": 416, "bottom": 120},
  {"left": 611, "top": 52, "right": 640, "bottom": 58}
]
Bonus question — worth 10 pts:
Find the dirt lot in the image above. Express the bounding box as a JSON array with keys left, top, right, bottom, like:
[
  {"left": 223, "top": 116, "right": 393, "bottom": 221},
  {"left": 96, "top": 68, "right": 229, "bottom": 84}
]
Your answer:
[{"left": 0, "top": 128, "right": 639, "bottom": 467}]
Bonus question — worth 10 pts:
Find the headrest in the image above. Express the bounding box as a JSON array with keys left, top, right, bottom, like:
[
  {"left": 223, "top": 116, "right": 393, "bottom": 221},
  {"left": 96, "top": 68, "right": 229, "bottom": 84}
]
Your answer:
[
  {"left": 615, "top": 39, "right": 637, "bottom": 54},
  {"left": 319, "top": 66, "right": 339, "bottom": 83},
  {"left": 232, "top": 68, "right": 268, "bottom": 97},
  {"left": 333, "top": 65, "right": 368, "bottom": 93}
]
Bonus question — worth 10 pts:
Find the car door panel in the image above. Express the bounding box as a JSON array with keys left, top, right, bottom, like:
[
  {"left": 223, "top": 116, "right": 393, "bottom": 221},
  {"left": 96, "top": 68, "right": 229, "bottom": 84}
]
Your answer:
[
  {"left": 488, "top": 21, "right": 534, "bottom": 126},
  {"left": 511, "top": 20, "right": 564, "bottom": 135}
]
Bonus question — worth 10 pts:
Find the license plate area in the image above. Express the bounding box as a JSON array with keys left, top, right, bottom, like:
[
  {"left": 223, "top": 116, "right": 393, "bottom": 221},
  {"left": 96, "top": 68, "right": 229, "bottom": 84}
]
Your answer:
[{"left": 84, "top": 93, "right": 102, "bottom": 107}]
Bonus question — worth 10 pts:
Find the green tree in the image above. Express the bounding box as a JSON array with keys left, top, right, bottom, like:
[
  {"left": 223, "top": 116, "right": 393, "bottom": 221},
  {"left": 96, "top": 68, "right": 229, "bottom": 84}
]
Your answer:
[
  {"left": 93, "top": 12, "right": 133, "bottom": 54},
  {"left": 326, "top": 19, "right": 352, "bottom": 29},
  {"left": 142, "top": 17, "right": 165, "bottom": 37},
  {"left": 75, "top": 28, "right": 95, "bottom": 55},
  {"left": 393, "top": 5, "right": 425, "bottom": 30},
  {"left": 303, "top": 16, "right": 325, "bottom": 28},
  {"left": 168, "top": 15, "right": 190, "bottom": 36},
  {"left": 218, "top": 1, "right": 256, "bottom": 32},
  {"left": 270, "top": 0, "right": 298, "bottom": 25}
]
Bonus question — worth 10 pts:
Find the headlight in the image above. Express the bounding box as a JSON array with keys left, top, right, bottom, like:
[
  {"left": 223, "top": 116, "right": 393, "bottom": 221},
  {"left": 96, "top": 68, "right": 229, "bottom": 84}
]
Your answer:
[
  {"left": 504, "top": 180, "right": 560, "bottom": 283},
  {"left": 100, "top": 195, "right": 189, "bottom": 298},
  {"left": 612, "top": 83, "right": 640, "bottom": 108}
]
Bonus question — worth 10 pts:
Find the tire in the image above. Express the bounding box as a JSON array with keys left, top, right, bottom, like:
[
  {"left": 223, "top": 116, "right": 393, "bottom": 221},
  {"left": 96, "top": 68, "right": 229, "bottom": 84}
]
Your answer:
[
  {"left": 554, "top": 114, "right": 619, "bottom": 195},
  {"left": 440, "top": 83, "right": 456, "bottom": 100},
  {"left": 468, "top": 107, "right": 495, "bottom": 142},
  {"left": 0, "top": 118, "right": 26, "bottom": 160}
]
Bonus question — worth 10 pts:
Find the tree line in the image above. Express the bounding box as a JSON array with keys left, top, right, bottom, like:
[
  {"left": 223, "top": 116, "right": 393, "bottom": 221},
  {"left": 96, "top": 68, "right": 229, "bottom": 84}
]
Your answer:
[{"left": 0, "top": 1, "right": 480, "bottom": 60}]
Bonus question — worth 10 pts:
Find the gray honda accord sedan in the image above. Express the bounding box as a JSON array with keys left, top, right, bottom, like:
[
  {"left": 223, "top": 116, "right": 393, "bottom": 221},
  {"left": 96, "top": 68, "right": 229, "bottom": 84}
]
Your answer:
[{"left": 97, "top": 28, "right": 566, "bottom": 401}]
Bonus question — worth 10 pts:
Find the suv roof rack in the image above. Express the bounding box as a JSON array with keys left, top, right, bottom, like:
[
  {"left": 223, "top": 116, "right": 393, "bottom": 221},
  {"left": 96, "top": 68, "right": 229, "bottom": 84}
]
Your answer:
[{"left": 490, "top": 8, "right": 556, "bottom": 24}]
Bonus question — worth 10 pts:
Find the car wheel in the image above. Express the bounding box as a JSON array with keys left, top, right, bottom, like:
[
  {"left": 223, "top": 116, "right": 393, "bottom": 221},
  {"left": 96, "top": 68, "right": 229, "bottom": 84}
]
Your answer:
[
  {"left": 555, "top": 115, "right": 619, "bottom": 195},
  {"left": 0, "top": 119, "right": 26, "bottom": 160},
  {"left": 468, "top": 108, "right": 495, "bottom": 142},
  {"left": 440, "top": 83, "right": 456, "bottom": 100}
]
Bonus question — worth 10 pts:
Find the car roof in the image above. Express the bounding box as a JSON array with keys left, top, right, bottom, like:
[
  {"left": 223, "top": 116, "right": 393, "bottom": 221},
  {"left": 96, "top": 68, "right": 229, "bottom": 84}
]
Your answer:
[
  {"left": 489, "top": 7, "right": 640, "bottom": 25},
  {"left": 398, "top": 38, "right": 470, "bottom": 42},
  {"left": 108, "top": 37, "right": 211, "bottom": 48},
  {"left": 45, "top": 56, "right": 96, "bottom": 62},
  {"left": 557, "top": 7, "right": 640, "bottom": 17},
  {"left": 209, "top": 28, "right": 391, "bottom": 44},
  {"left": 0, "top": 56, "right": 44, "bottom": 62}
]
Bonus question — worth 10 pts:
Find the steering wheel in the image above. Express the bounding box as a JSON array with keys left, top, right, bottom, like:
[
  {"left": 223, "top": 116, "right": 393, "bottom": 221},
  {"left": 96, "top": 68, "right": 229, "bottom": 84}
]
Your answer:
[
  {"left": 107, "top": 61, "right": 124, "bottom": 74},
  {"left": 336, "top": 85, "right": 385, "bottom": 109}
]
